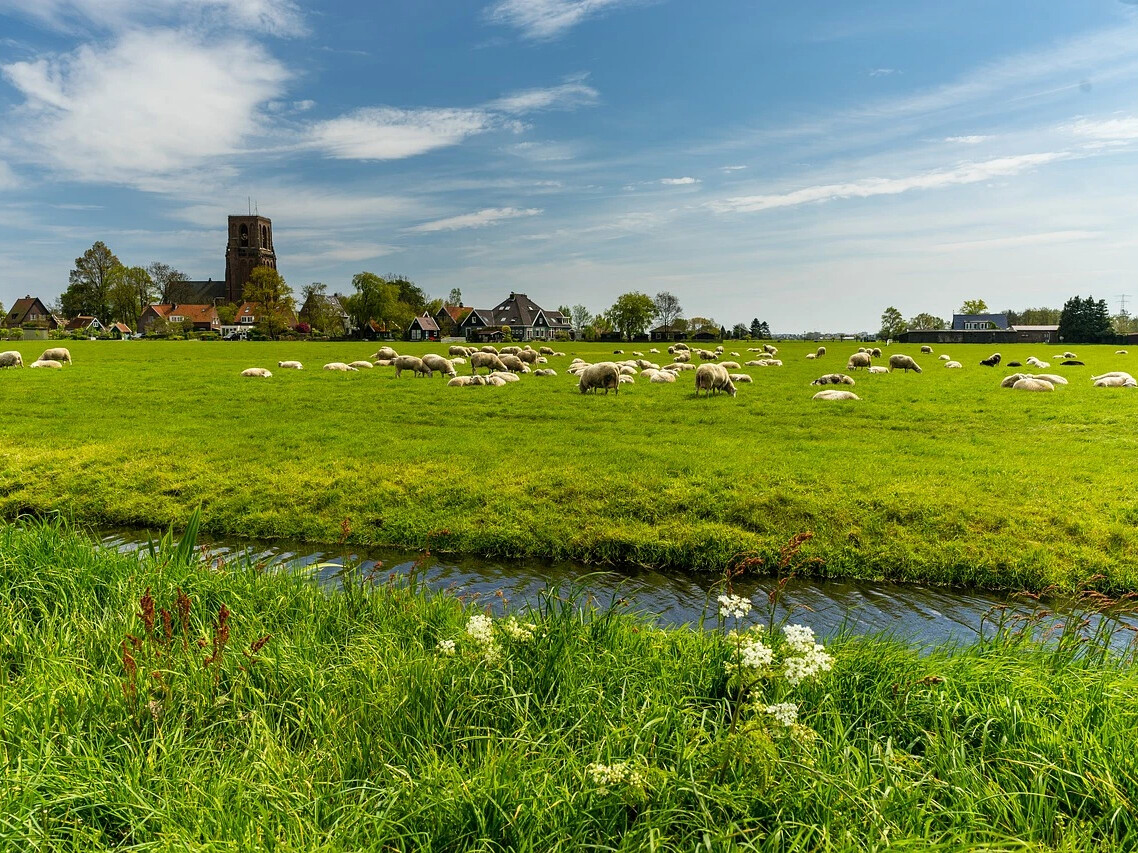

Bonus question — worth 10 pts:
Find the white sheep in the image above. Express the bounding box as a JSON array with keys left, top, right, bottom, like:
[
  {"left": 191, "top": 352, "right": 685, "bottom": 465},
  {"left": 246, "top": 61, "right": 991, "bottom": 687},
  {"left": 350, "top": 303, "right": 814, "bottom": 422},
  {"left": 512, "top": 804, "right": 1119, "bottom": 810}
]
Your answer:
[
  {"left": 815, "top": 346, "right": 826, "bottom": 357},
  {"left": 847, "top": 352, "right": 871, "bottom": 370},
  {"left": 0, "top": 351, "right": 23, "bottom": 369},
  {"left": 1012, "top": 378, "right": 1054, "bottom": 392},
  {"left": 866, "top": 366, "right": 889, "bottom": 374},
  {"left": 448, "top": 376, "right": 473, "bottom": 386},
  {"left": 944, "top": 361, "right": 963, "bottom": 369},
  {"left": 719, "top": 361, "right": 741, "bottom": 370},
  {"left": 421, "top": 354, "right": 456, "bottom": 377},
  {"left": 888, "top": 354, "right": 922, "bottom": 373},
  {"left": 372, "top": 346, "right": 399, "bottom": 360},
  {"left": 812, "top": 390, "right": 859, "bottom": 401},
  {"left": 323, "top": 362, "right": 358, "bottom": 372},
  {"left": 618, "top": 374, "right": 635, "bottom": 384},
  {"left": 578, "top": 362, "right": 621, "bottom": 395},
  {"left": 729, "top": 373, "right": 753, "bottom": 383},
  {"left": 805, "top": 353, "right": 816, "bottom": 359},
  {"left": 938, "top": 354, "right": 950, "bottom": 361},
  {"left": 920, "top": 345, "right": 933, "bottom": 353},
  {"left": 695, "top": 363, "right": 737, "bottom": 398},
  {"left": 277, "top": 360, "right": 303, "bottom": 370},
  {"left": 348, "top": 360, "right": 374, "bottom": 370},
  {"left": 650, "top": 371, "right": 676, "bottom": 383},
  {"left": 373, "top": 359, "right": 394, "bottom": 367},
  {"left": 1032, "top": 374, "right": 1068, "bottom": 385},
  {"left": 241, "top": 367, "right": 272, "bottom": 378},
  {"left": 1094, "top": 376, "right": 1137, "bottom": 387},
  {"left": 392, "top": 355, "right": 428, "bottom": 377},
  {"left": 498, "top": 372, "right": 521, "bottom": 383},
  {"left": 30, "top": 359, "right": 63, "bottom": 369},
  {"left": 471, "top": 351, "right": 508, "bottom": 374},
  {"left": 811, "top": 373, "right": 855, "bottom": 386},
  {"left": 1116, "top": 350, "right": 1128, "bottom": 355},
  {"left": 40, "top": 347, "right": 71, "bottom": 364},
  {"left": 449, "top": 345, "right": 471, "bottom": 357}
]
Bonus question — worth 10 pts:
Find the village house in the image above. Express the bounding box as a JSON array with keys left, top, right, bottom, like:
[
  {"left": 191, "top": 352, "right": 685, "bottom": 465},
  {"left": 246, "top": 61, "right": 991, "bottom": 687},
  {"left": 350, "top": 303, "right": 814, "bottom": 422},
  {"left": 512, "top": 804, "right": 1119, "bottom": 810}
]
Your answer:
[
  {"left": 459, "top": 292, "right": 571, "bottom": 342},
  {"left": 298, "top": 292, "right": 353, "bottom": 336},
  {"left": 138, "top": 304, "right": 221, "bottom": 335},
  {"left": 220, "top": 301, "right": 299, "bottom": 338},
  {"left": 108, "top": 322, "right": 134, "bottom": 339},
  {"left": 407, "top": 313, "right": 440, "bottom": 341},
  {"left": 64, "top": 315, "right": 104, "bottom": 334},
  {"left": 3, "top": 295, "right": 62, "bottom": 330},
  {"left": 434, "top": 305, "right": 472, "bottom": 337},
  {"left": 952, "top": 313, "right": 1009, "bottom": 331}
]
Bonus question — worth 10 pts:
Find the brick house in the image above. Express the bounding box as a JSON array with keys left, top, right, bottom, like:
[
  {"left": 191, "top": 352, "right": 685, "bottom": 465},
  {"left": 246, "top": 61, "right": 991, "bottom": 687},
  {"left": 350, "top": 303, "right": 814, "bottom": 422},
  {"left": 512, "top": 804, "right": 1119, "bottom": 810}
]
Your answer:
[
  {"left": 3, "top": 295, "right": 62, "bottom": 330},
  {"left": 139, "top": 304, "right": 221, "bottom": 335}
]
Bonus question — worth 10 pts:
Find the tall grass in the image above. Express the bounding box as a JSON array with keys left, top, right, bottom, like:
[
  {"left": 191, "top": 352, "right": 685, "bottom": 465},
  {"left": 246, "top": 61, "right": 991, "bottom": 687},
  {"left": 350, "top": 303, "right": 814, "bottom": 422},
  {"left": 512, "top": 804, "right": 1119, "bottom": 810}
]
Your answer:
[{"left": 1, "top": 516, "right": 1136, "bottom": 850}]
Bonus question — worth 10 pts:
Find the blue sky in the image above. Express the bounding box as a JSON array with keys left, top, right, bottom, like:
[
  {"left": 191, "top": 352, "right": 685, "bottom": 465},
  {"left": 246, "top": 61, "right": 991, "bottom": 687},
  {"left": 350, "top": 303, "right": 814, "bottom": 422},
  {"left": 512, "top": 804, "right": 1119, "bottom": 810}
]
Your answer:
[{"left": 3, "top": 0, "right": 1138, "bottom": 331}]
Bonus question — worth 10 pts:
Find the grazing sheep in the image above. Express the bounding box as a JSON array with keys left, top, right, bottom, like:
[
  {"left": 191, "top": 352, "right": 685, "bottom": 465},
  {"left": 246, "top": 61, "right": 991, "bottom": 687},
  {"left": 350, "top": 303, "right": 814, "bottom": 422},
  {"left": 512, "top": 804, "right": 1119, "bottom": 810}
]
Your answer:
[
  {"left": 729, "top": 373, "right": 753, "bottom": 383},
  {"left": 847, "top": 352, "right": 871, "bottom": 370},
  {"left": 1062, "top": 360, "right": 1085, "bottom": 366},
  {"left": 0, "top": 351, "right": 23, "bottom": 369},
  {"left": 498, "top": 353, "right": 527, "bottom": 373},
  {"left": 938, "top": 354, "right": 950, "bottom": 361},
  {"left": 674, "top": 342, "right": 690, "bottom": 351},
  {"left": 1033, "top": 374, "right": 1068, "bottom": 385},
  {"left": 920, "top": 345, "right": 933, "bottom": 353},
  {"left": 944, "top": 361, "right": 963, "bottom": 369},
  {"left": 539, "top": 346, "right": 555, "bottom": 355},
  {"left": 240, "top": 367, "right": 272, "bottom": 378},
  {"left": 698, "top": 350, "right": 719, "bottom": 361},
  {"left": 980, "top": 353, "right": 1002, "bottom": 367},
  {"left": 888, "top": 354, "right": 922, "bottom": 373},
  {"left": 866, "top": 366, "right": 889, "bottom": 374},
  {"left": 421, "top": 354, "right": 456, "bottom": 377},
  {"left": 323, "top": 362, "right": 358, "bottom": 372},
  {"left": 715, "top": 346, "right": 725, "bottom": 353},
  {"left": 816, "top": 346, "right": 826, "bottom": 357},
  {"left": 30, "top": 359, "right": 63, "bottom": 369},
  {"left": 40, "top": 347, "right": 71, "bottom": 364},
  {"left": 372, "top": 346, "right": 399, "bottom": 360},
  {"left": 719, "top": 361, "right": 741, "bottom": 370},
  {"left": 348, "top": 360, "right": 374, "bottom": 370},
  {"left": 1116, "top": 350, "right": 1128, "bottom": 355},
  {"left": 480, "top": 345, "right": 500, "bottom": 354},
  {"left": 516, "top": 349, "right": 540, "bottom": 364},
  {"left": 695, "top": 363, "right": 737, "bottom": 398},
  {"left": 471, "top": 351, "right": 508, "bottom": 374},
  {"left": 811, "top": 373, "right": 855, "bottom": 386},
  {"left": 1094, "top": 376, "right": 1138, "bottom": 387},
  {"left": 579, "top": 362, "right": 621, "bottom": 395},
  {"left": 1012, "top": 378, "right": 1055, "bottom": 392},
  {"left": 812, "top": 390, "right": 859, "bottom": 401},
  {"left": 392, "top": 355, "right": 427, "bottom": 378},
  {"left": 449, "top": 345, "right": 471, "bottom": 357},
  {"left": 277, "top": 360, "right": 303, "bottom": 370},
  {"left": 650, "top": 370, "right": 676, "bottom": 383},
  {"left": 499, "top": 346, "right": 520, "bottom": 355},
  {"left": 870, "top": 347, "right": 882, "bottom": 358}
]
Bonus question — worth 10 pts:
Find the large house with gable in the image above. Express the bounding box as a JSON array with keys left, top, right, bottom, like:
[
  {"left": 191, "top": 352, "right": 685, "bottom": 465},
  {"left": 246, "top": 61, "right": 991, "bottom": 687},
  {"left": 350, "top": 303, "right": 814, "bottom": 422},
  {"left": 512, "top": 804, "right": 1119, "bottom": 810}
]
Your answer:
[
  {"left": 459, "top": 292, "right": 572, "bottom": 342},
  {"left": 3, "top": 295, "right": 62, "bottom": 330}
]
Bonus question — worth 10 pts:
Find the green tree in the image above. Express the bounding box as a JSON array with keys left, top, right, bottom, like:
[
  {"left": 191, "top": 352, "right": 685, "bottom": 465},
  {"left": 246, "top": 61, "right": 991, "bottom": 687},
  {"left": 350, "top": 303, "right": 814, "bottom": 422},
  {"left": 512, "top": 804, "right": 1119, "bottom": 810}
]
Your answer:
[
  {"left": 750, "top": 318, "right": 762, "bottom": 338},
  {"left": 758, "top": 321, "right": 771, "bottom": 339},
  {"left": 959, "top": 298, "right": 989, "bottom": 315},
  {"left": 62, "top": 241, "right": 121, "bottom": 321},
  {"left": 1113, "top": 312, "right": 1138, "bottom": 335},
  {"left": 446, "top": 288, "right": 463, "bottom": 307},
  {"left": 731, "top": 323, "right": 748, "bottom": 339},
  {"left": 216, "top": 303, "right": 237, "bottom": 325},
  {"left": 344, "top": 272, "right": 415, "bottom": 336},
  {"left": 107, "top": 265, "right": 155, "bottom": 329},
  {"left": 299, "top": 282, "right": 334, "bottom": 334},
  {"left": 570, "top": 304, "right": 592, "bottom": 332},
  {"left": 388, "top": 275, "right": 428, "bottom": 314},
  {"left": 908, "top": 312, "right": 946, "bottom": 330},
  {"left": 879, "top": 306, "right": 907, "bottom": 339},
  {"left": 652, "top": 291, "right": 683, "bottom": 334},
  {"left": 606, "top": 292, "right": 656, "bottom": 340},
  {"left": 1058, "top": 295, "right": 1114, "bottom": 343},
  {"left": 687, "top": 316, "right": 717, "bottom": 335},
  {"left": 147, "top": 262, "right": 193, "bottom": 304},
  {"left": 243, "top": 266, "right": 295, "bottom": 340}
]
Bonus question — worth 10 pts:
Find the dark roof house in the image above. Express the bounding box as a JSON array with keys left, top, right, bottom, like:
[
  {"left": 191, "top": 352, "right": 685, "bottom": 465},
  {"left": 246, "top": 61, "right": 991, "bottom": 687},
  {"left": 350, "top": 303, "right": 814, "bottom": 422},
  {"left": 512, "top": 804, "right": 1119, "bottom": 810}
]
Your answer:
[
  {"left": 64, "top": 315, "right": 104, "bottom": 333},
  {"left": 951, "top": 313, "right": 1009, "bottom": 331},
  {"left": 4, "top": 295, "right": 62, "bottom": 329},
  {"left": 459, "top": 292, "right": 571, "bottom": 341},
  {"left": 408, "top": 313, "right": 440, "bottom": 341}
]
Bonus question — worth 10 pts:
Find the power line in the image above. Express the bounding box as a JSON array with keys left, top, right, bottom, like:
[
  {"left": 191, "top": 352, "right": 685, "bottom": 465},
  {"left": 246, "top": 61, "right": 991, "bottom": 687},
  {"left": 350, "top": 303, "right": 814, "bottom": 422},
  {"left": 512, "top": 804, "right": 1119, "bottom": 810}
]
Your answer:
[{"left": 1116, "top": 294, "right": 1131, "bottom": 315}]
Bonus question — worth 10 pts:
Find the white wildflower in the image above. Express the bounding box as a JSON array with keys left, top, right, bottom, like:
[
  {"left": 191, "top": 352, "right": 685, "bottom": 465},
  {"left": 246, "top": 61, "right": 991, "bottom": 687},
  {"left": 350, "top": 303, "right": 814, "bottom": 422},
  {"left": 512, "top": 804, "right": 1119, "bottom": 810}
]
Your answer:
[
  {"left": 782, "top": 624, "right": 816, "bottom": 654},
  {"left": 466, "top": 614, "right": 494, "bottom": 646},
  {"left": 784, "top": 644, "right": 834, "bottom": 686},
  {"left": 764, "top": 702, "right": 798, "bottom": 727},
  {"left": 501, "top": 616, "right": 536, "bottom": 642},
  {"left": 717, "top": 594, "right": 752, "bottom": 620},
  {"left": 586, "top": 762, "right": 644, "bottom": 792},
  {"left": 739, "top": 636, "right": 773, "bottom": 669},
  {"left": 436, "top": 639, "right": 456, "bottom": 657}
]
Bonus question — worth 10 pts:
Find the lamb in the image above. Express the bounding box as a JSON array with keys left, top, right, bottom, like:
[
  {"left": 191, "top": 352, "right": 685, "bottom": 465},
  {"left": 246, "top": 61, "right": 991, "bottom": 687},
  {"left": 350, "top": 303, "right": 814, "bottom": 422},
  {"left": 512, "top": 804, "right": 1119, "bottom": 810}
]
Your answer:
[
  {"left": 578, "top": 362, "right": 621, "bottom": 395},
  {"left": 0, "top": 351, "right": 23, "bottom": 369},
  {"left": 348, "top": 360, "right": 374, "bottom": 370},
  {"left": 745, "top": 360, "right": 765, "bottom": 366},
  {"left": 944, "top": 361, "right": 963, "bottom": 369},
  {"left": 1094, "top": 375, "right": 1138, "bottom": 387},
  {"left": 277, "top": 360, "right": 303, "bottom": 370},
  {"left": 815, "top": 346, "right": 826, "bottom": 357},
  {"left": 421, "top": 354, "right": 456, "bottom": 377},
  {"left": 669, "top": 362, "right": 696, "bottom": 371},
  {"left": 498, "top": 372, "right": 521, "bottom": 383},
  {"left": 613, "top": 349, "right": 624, "bottom": 354},
  {"left": 812, "top": 390, "right": 859, "bottom": 401},
  {"left": 888, "top": 354, "right": 922, "bottom": 373},
  {"left": 698, "top": 350, "right": 719, "bottom": 361},
  {"left": 763, "top": 360, "right": 782, "bottom": 367},
  {"left": 452, "top": 357, "right": 466, "bottom": 365},
  {"left": 241, "top": 367, "right": 272, "bottom": 378},
  {"left": 392, "top": 355, "right": 427, "bottom": 377},
  {"left": 847, "top": 352, "right": 871, "bottom": 370},
  {"left": 471, "top": 351, "right": 508, "bottom": 374},
  {"left": 1012, "top": 378, "right": 1054, "bottom": 392},
  {"left": 30, "top": 359, "right": 63, "bottom": 369},
  {"left": 649, "top": 348, "right": 660, "bottom": 353},
  {"left": 920, "top": 345, "right": 933, "bottom": 353},
  {"left": 980, "top": 353, "right": 1002, "bottom": 367},
  {"left": 811, "top": 373, "right": 855, "bottom": 386},
  {"left": 1063, "top": 352, "right": 1077, "bottom": 359},
  {"left": 729, "top": 373, "right": 753, "bottom": 383},
  {"left": 323, "top": 362, "right": 358, "bottom": 372},
  {"left": 372, "top": 346, "right": 399, "bottom": 360},
  {"left": 695, "top": 363, "right": 737, "bottom": 398},
  {"left": 866, "top": 365, "right": 889, "bottom": 374}
]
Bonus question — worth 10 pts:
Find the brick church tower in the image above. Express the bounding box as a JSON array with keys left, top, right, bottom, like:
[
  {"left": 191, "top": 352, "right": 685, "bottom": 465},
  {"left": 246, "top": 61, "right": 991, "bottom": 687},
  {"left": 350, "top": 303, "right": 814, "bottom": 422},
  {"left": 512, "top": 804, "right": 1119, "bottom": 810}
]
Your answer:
[{"left": 224, "top": 215, "right": 276, "bottom": 303}]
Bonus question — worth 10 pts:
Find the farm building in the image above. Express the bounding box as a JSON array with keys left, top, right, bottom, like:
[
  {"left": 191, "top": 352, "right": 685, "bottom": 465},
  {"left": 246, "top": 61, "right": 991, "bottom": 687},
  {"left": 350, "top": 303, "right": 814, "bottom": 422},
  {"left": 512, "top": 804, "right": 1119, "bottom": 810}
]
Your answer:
[
  {"left": 460, "top": 293, "right": 571, "bottom": 342},
  {"left": 649, "top": 324, "right": 688, "bottom": 342},
  {"left": 434, "top": 304, "right": 472, "bottom": 337}
]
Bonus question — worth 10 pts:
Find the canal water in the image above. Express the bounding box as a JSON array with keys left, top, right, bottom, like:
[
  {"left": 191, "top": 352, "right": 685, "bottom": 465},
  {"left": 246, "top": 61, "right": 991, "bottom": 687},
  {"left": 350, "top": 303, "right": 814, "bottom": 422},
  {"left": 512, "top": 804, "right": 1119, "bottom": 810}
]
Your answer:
[{"left": 100, "top": 530, "right": 1136, "bottom": 648}]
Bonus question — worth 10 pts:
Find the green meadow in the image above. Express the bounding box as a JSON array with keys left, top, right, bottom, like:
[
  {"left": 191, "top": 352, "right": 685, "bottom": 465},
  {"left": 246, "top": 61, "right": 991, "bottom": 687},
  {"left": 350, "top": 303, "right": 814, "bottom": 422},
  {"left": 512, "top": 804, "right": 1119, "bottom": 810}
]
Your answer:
[
  {"left": 2, "top": 517, "right": 1136, "bottom": 851},
  {"left": 2, "top": 339, "right": 1138, "bottom": 591}
]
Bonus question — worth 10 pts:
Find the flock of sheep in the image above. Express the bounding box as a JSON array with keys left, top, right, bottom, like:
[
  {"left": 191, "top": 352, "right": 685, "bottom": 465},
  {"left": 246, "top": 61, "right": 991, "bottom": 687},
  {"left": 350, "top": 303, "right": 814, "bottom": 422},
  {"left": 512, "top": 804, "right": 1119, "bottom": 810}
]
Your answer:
[{"left": 0, "top": 347, "right": 72, "bottom": 370}]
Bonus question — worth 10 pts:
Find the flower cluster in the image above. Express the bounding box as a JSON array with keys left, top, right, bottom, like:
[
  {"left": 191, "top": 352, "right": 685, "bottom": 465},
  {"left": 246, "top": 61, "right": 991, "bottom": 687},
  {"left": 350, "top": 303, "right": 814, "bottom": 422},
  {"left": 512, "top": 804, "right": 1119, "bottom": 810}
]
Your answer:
[
  {"left": 500, "top": 616, "right": 536, "bottom": 642},
  {"left": 436, "top": 639, "right": 456, "bottom": 657},
  {"left": 782, "top": 623, "right": 816, "bottom": 653},
  {"left": 783, "top": 641, "right": 833, "bottom": 686},
  {"left": 764, "top": 702, "right": 798, "bottom": 727},
  {"left": 465, "top": 613, "right": 500, "bottom": 661},
  {"left": 717, "top": 594, "right": 752, "bottom": 620},
  {"left": 586, "top": 762, "right": 645, "bottom": 792}
]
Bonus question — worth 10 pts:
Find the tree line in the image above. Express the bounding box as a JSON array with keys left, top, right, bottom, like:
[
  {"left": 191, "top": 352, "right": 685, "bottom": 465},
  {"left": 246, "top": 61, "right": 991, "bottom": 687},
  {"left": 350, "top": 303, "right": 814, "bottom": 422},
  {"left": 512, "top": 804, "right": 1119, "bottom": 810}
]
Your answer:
[{"left": 878, "top": 296, "right": 1130, "bottom": 343}]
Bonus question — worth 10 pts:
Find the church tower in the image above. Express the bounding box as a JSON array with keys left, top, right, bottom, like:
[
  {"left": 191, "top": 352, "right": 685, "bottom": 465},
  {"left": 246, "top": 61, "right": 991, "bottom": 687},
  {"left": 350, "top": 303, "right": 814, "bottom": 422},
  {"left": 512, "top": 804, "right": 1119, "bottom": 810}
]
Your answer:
[{"left": 224, "top": 215, "right": 276, "bottom": 303}]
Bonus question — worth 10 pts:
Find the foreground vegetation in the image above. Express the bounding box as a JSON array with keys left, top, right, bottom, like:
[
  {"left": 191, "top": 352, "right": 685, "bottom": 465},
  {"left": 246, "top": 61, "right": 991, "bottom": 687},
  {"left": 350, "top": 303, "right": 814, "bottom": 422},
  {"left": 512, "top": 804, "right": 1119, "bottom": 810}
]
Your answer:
[
  {"left": 3, "top": 340, "right": 1138, "bottom": 591},
  {"left": 1, "top": 517, "right": 1136, "bottom": 850}
]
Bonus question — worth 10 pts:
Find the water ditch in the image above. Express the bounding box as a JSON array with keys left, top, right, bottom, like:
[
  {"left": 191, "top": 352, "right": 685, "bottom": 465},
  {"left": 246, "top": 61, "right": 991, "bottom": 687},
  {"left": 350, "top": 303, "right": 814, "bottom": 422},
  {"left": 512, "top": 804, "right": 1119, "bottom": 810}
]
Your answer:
[{"left": 100, "top": 529, "right": 1138, "bottom": 648}]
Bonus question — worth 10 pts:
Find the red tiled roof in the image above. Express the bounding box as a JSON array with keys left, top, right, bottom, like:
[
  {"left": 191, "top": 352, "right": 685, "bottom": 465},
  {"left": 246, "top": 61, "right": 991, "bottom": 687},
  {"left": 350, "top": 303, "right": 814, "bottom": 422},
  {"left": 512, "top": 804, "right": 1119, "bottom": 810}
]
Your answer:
[{"left": 146, "top": 304, "right": 220, "bottom": 324}]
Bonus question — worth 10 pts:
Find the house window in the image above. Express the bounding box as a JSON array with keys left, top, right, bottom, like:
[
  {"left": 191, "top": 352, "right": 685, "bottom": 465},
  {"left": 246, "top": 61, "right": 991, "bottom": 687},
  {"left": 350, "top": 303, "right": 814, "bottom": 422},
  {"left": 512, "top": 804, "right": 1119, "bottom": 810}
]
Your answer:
[
  {"left": 169, "top": 315, "right": 184, "bottom": 323},
  {"left": 240, "top": 316, "right": 254, "bottom": 324},
  {"left": 411, "top": 329, "right": 422, "bottom": 340}
]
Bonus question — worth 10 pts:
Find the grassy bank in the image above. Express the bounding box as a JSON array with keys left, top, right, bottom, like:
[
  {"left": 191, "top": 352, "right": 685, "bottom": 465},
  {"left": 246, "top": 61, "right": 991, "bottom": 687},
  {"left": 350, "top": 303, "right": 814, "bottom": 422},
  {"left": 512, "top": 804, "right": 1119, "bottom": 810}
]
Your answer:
[
  {"left": 3, "top": 340, "right": 1138, "bottom": 590},
  {"left": 1, "top": 517, "right": 1136, "bottom": 850}
]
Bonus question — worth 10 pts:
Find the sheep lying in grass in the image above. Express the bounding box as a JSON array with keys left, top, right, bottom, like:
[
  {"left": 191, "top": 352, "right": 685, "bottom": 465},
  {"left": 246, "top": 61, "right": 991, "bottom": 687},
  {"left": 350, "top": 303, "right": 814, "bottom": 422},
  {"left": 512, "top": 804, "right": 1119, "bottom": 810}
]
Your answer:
[
  {"left": 805, "top": 353, "right": 816, "bottom": 359},
  {"left": 651, "top": 370, "right": 676, "bottom": 383},
  {"left": 1116, "top": 350, "right": 1128, "bottom": 355},
  {"left": 1062, "top": 360, "right": 1085, "bottom": 366},
  {"left": 31, "top": 359, "right": 63, "bottom": 369},
  {"left": 41, "top": 347, "right": 71, "bottom": 364},
  {"left": 847, "top": 352, "right": 871, "bottom": 370},
  {"left": 1000, "top": 373, "right": 1027, "bottom": 388},
  {"left": 324, "top": 362, "right": 358, "bottom": 372},
  {"left": 1012, "top": 378, "right": 1054, "bottom": 392},
  {"left": 372, "top": 346, "right": 398, "bottom": 360},
  {"left": 1092, "top": 371, "right": 1134, "bottom": 382},
  {"left": 729, "top": 373, "right": 752, "bottom": 383},
  {"left": 695, "top": 363, "right": 737, "bottom": 398},
  {"left": 392, "top": 356, "right": 427, "bottom": 377},
  {"left": 1094, "top": 375, "right": 1138, "bottom": 387},
  {"left": 811, "top": 373, "right": 855, "bottom": 386},
  {"left": 944, "top": 361, "right": 963, "bottom": 369},
  {"left": 241, "top": 367, "right": 272, "bottom": 378},
  {"left": 579, "top": 362, "right": 621, "bottom": 394},
  {"left": 618, "top": 374, "right": 635, "bottom": 384},
  {"left": 421, "top": 354, "right": 456, "bottom": 377},
  {"left": 1063, "top": 351, "right": 1077, "bottom": 359},
  {"left": 373, "top": 359, "right": 394, "bottom": 367},
  {"left": 812, "top": 389, "right": 859, "bottom": 401},
  {"left": 0, "top": 351, "right": 23, "bottom": 368},
  {"left": 533, "top": 368, "right": 558, "bottom": 376},
  {"left": 763, "top": 344, "right": 778, "bottom": 355},
  {"left": 486, "top": 374, "right": 508, "bottom": 386},
  {"left": 888, "top": 354, "right": 922, "bottom": 373},
  {"left": 277, "top": 360, "right": 303, "bottom": 370},
  {"left": 980, "top": 353, "right": 1002, "bottom": 367},
  {"left": 348, "top": 360, "right": 374, "bottom": 370},
  {"left": 867, "top": 365, "right": 889, "bottom": 374},
  {"left": 1033, "top": 374, "right": 1068, "bottom": 385},
  {"left": 719, "top": 361, "right": 741, "bottom": 369},
  {"left": 939, "top": 354, "right": 950, "bottom": 361}
]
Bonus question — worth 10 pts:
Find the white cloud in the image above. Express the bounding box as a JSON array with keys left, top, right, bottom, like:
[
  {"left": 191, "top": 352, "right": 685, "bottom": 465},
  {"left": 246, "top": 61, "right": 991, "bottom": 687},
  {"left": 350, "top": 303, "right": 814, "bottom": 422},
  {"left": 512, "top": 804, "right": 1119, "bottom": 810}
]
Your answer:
[
  {"left": 721, "top": 164, "right": 747, "bottom": 172},
  {"left": 490, "top": 78, "right": 598, "bottom": 113},
  {"left": 285, "top": 241, "right": 396, "bottom": 265},
  {"left": 710, "top": 153, "right": 1067, "bottom": 214},
  {"left": 945, "top": 135, "right": 990, "bottom": 144},
  {"left": 308, "top": 107, "right": 492, "bottom": 160},
  {"left": 1, "top": 29, "right": 289, "bottom": 184},
  {"left": 485, "top": 0, "right": 646, "bottom": 40},
  {"left": 660, "top": 176, "right": 699, "bottom": 185},
  {"left": 406, "top": 207, "right": 542, "bottom": 232},
  {"left": 0, "top": 0, "right": 305, "bottom": 36},
  {"left": 0, "top": 161, "right": 20, "bottom": 189},
  {"left": 930, "top": 230, "right": 1098, "bottom": 253},
  {"left": 868, "top": 68, "right": 898, "bottom": 77},
  {"left": 1068, "top": 116, "right": 1138, "bottom": 141}
]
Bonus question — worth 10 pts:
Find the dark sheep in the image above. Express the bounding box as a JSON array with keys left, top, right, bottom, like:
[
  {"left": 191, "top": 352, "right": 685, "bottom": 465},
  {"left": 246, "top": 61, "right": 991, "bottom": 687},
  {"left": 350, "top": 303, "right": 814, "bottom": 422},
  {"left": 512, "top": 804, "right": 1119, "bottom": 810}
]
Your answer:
[
  {"left": 980, "top": 353, "right": 1002, "bottom": 367},
  {"left": 1062, "top": 360, "right": 1085, "bottom": 366},
  {"left": 1007, "top": 361, "right": 1022, "bottom": 367}
]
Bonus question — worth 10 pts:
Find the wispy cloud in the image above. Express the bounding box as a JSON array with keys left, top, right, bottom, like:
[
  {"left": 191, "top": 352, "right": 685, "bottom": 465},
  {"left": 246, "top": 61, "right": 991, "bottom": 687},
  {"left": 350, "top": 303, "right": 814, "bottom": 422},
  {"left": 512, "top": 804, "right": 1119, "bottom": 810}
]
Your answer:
[
  {"left": 1068, "top": 115, "right": 1138, "bottom": 141},
  {"left": 0, "top": 0, "right": 305, "bottom": 37},
  {"left": 945, "top": 135, "right": 990, "bottom": 144},
  {"left": 709, "top": 153, "right": 1067, "bottom": 214},
  {"left": 484, "top": 0, "right": 647, "bottom": 40},
  {"left": 868, "top": 68, "right": 898, "bottom": 77},
  {"left": 490, "top": 77, "right": 598, "bottom": 113},
  {"left": 930, "top": 230, "right": 1099, "bottom": 253},
  {"left": 0, "top": 161, "right": 20, "bottom": 190},
  {"left": 659, "top": 176, "right": 699, "bottom": 185},
  {"left": 307, "top": 108, "right": 492, "bottom": 161},
  {"left": 720, "top": 164, "right": 747, "bottom": 172},
  {"left": 406, "top": 207, "right": 541, "bottom": 232}
]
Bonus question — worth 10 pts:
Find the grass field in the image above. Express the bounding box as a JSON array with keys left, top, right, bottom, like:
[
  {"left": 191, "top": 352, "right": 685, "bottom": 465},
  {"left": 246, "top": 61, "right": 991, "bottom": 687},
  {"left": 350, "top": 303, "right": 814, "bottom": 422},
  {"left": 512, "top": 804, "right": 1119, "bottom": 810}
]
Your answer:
[
  {"left": 2, "top": 338, "right": 1138, "bottom": 591},
  {"left": 2, "top": 517, "right": 1136, "bottom": 851}
]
